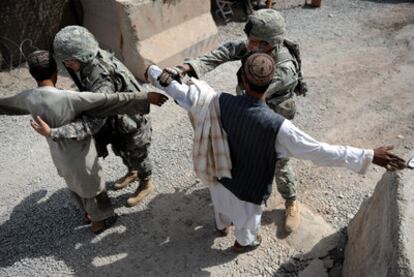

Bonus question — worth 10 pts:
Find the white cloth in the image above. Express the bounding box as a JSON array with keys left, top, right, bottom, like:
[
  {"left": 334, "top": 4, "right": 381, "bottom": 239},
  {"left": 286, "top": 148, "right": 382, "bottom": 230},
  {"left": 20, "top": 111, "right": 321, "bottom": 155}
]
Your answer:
[
  {"left": 147, "top": 65, "right": 375, "bottom": 245},
  {"left": 148, "top": 66, "right": 232, "bottom": 184},
  {"left": 209, "top": 182, "right": 263, "bottom": 246}
]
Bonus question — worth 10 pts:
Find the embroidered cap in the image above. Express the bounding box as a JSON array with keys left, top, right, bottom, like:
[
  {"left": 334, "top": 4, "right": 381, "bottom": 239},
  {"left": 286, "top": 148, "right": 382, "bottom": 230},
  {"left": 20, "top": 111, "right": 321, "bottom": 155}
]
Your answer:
[{"left": 243, "top": 53, "right": 275, "bottom": 87}]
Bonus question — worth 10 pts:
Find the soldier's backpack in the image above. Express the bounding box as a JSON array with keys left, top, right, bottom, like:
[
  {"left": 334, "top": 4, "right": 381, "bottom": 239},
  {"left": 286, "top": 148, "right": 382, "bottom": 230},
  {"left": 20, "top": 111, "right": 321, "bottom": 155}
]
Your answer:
[{"left": 277, "top": 39, "right": 308, "bottom": 96}]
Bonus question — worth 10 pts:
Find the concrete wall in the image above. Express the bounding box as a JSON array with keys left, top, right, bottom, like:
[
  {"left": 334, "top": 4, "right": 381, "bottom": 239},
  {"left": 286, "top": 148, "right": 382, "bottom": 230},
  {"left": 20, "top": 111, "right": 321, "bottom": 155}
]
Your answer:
[
  {"left": 343, "top": 169, "right": 414, "bottom": 276},
  {"left": 81, "top": 0, "right": 219, "bottom": 81}
]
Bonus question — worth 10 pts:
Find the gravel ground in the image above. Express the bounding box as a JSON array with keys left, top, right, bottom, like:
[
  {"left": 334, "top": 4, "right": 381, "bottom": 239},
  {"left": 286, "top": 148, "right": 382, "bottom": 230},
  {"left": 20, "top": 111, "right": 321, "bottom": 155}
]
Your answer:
[{"left": 1, "top": 0, "right": 413, "bottom": 276}]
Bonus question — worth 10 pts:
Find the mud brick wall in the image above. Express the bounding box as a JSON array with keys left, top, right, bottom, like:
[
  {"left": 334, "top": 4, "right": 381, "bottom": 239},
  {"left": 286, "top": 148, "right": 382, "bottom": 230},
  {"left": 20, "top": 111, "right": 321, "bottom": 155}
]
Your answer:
[{"left": 0, "top": 0, "right": 66, "bottom": 70}]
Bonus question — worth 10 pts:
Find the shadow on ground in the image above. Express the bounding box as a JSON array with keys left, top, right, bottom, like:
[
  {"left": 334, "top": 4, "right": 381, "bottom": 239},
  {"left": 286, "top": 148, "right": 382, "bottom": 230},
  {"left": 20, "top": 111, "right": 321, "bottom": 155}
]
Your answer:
[
  {"left": 272, "top": 228, "right": 347, "bottom": 277},
  {"left": 0, "top": 187, "right": 237, "bottom": 275},
  {"left": 262, "top": 208, "right": 290, "bottom": 240}
]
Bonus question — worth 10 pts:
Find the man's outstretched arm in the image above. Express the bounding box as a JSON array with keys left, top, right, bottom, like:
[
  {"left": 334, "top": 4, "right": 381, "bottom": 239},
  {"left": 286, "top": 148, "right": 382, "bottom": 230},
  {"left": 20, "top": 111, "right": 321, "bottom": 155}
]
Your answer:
[
  {"left": 73, "top": 91, "right": 166, "bottom": 117},
  {"left": 181, "top": 40, "right": 247, "bottom": 78},
  {"left": 0, "top": 91, "right": 31, "bottom": 115},
  {"left": 275, "top": 120, "right": 406, "bottom": 172},
  {"left": 147, "top": 65, "right": 199, "bottom": 111},
  {"left": 32, "top": 90, "right": 167, "bottom": 138}
]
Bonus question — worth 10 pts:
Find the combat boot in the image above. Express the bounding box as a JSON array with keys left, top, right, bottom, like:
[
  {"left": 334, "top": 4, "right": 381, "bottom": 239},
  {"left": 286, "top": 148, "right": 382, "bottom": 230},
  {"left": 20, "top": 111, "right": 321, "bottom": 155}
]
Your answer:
[
  {"left": 285, "top": 200, "right": 300, "bottom": 232},
  {"left": 114, "top": 170, "right": 138, "bottom": 190},
  {"left": 127, "top": 179, "right": 153, "bottom": 207}
]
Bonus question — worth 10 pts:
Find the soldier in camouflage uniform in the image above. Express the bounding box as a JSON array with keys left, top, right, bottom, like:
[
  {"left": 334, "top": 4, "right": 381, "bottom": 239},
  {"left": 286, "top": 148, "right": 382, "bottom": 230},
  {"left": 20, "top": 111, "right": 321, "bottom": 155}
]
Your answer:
[
  {"left": 52, "top": 26, "right": 153, "bottom": 207},
  {"left": 177, "top": 9, "right": 305, "bottom": 232}
]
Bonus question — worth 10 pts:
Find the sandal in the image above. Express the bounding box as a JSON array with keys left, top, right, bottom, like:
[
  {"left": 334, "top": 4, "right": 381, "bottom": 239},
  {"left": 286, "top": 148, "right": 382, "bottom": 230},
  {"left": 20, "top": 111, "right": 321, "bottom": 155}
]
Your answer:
[
  {"left": 215, "top": 226, "right": 230, "bottom": 237},
  {"left": 231, "top": 234, "right": 262, "bottom": 253},
  {"left": 84, "top": 213, "right": 92, "bottom": 224}
]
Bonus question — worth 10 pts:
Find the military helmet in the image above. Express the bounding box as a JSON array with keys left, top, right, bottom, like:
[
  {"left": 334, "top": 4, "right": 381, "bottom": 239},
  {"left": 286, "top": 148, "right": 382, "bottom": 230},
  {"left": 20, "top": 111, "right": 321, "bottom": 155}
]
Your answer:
[
  {"left": 53, "top": 25, "right": 99, "bottom": 63},
  {"left": 244, "top": 9, "right": 286, "bottom": 47}
]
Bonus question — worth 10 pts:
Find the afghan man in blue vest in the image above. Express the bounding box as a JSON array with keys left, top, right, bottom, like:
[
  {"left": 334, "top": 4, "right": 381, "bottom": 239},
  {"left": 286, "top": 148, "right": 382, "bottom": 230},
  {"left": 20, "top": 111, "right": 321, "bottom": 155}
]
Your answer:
[{"left": 146, "top": 53, "right": 406, "bottom": 253}]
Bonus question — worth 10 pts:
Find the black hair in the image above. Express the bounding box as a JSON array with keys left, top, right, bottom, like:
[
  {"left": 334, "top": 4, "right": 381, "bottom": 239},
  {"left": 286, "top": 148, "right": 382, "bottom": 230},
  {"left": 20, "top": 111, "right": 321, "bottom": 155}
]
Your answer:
[
  {"left": 27, "top": 50, "right": 57, "bottom": 82},
  {"left": 245, "top": 77, "right": 270, "bottom": 93}
]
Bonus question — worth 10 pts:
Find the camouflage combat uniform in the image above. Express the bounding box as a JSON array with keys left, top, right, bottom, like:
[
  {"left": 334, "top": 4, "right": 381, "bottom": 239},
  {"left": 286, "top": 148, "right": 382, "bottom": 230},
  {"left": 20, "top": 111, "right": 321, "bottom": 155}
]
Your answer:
[
  {"left": 52, "top": 26, "right": 152, "bottom": 183},
  {"left": 185, "top": 9, "right": 301, "bottom": 201}
]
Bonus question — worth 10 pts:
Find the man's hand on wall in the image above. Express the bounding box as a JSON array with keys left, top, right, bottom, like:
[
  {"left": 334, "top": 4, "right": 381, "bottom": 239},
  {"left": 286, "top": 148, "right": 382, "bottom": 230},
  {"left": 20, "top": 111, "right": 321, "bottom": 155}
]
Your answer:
[{"left": 373, "top": 145, "right": 406, "bottom": 171}]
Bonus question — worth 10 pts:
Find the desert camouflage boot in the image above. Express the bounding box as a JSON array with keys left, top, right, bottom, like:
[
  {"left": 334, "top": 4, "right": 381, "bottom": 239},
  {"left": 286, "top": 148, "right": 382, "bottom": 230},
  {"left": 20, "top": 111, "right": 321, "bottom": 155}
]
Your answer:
[
  {"left": 285, "top": 200, "right": 300, "bottom": 232},
  {"left": 127, "top": 179, "right": 153, "bottom": 207},
  {"left": 114, "top": 170, "right": 138, "bottom": 190}
]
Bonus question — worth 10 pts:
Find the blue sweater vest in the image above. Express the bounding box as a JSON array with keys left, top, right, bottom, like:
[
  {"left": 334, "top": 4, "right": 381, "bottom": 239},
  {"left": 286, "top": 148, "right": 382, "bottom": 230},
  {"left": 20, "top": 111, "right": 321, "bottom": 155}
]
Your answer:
[{"left": 218, "top": 93, "right": 285, "bottom": 205}]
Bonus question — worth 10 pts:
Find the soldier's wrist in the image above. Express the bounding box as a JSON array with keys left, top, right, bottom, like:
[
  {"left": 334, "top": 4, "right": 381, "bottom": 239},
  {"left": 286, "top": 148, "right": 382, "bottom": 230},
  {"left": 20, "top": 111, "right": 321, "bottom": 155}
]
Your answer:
[{"left": 50, "top": 129, "right": 59, "bottom": 140}]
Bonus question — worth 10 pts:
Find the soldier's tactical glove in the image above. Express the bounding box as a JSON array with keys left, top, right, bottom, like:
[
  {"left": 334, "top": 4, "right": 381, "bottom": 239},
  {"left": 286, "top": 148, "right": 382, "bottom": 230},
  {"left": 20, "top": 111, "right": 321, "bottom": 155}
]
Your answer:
[
  {"left": 158, "top": 67, "right": 182, "bottom": 87},
  {"left": 294, "top": 79, "right": 308, "bottom": 97}
]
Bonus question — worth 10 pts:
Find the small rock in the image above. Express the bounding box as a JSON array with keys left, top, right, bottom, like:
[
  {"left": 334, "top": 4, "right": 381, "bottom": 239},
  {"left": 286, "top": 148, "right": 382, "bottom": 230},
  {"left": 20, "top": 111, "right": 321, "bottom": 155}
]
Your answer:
[
  {"left": 338, "top": 194, "right": 344, "bottom": 199},
  {"left": 330, "top": 206, "right": 338, "bottom": 214},
  {"left": 329, "top": 263, "right": 343, "bottom": 277},
  {"left": 397, "top": 134, "right": 404, "bottom": 139},
  {"left": 328, "top": 14, "right": 334, "bottom": 18},
  {"left": 322, "top": 258, "right": 334, "bottom": 269},
  {"left": 299, "top": 259, "right": 328, "bottom": 277},
  {"left": 282, "top": 262, "right": 297, "bottom": 273}
]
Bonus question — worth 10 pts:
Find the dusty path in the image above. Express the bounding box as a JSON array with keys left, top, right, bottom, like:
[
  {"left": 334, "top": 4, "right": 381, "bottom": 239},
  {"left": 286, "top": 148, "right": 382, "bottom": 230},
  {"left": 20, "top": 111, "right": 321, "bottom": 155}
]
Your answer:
[{"left": 1, "top": 0, "right": 413, "bottom": 276}]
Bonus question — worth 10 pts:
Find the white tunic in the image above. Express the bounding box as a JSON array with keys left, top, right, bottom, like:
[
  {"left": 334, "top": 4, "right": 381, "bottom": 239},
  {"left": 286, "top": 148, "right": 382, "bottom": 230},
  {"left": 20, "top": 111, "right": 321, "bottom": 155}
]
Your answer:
[
  {"left": 148, "top": 65, "right": 374, "bottom": 171},
  {"left": 148, "top": 65, "right": 374, "bottom": 245}
]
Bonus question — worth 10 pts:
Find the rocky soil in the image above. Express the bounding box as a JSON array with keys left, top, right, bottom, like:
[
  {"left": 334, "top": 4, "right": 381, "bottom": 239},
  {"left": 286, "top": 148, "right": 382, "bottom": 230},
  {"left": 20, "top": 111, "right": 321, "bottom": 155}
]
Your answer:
[{"left": 0, "top": 0, "right": 413, "bottom": 276}]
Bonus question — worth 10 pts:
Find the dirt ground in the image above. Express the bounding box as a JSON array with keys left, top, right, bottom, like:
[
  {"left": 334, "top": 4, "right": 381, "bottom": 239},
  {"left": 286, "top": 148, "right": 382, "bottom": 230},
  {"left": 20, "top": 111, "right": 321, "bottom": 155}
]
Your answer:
[{"left": 0, "top": 0, "right": 413, "bottom": 276}]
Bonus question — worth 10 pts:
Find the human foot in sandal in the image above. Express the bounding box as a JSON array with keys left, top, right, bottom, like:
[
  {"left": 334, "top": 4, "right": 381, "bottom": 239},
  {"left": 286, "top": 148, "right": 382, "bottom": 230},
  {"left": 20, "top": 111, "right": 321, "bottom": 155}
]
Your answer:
[
  {"left": 231, "top": 234, "right": 262, "bottom": 253},
  {"left": 84, "top": 213, "right": 92, "bottom": 224},
  {"left": 215, "top": 226, "right": 230, "bottom": 237}
]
